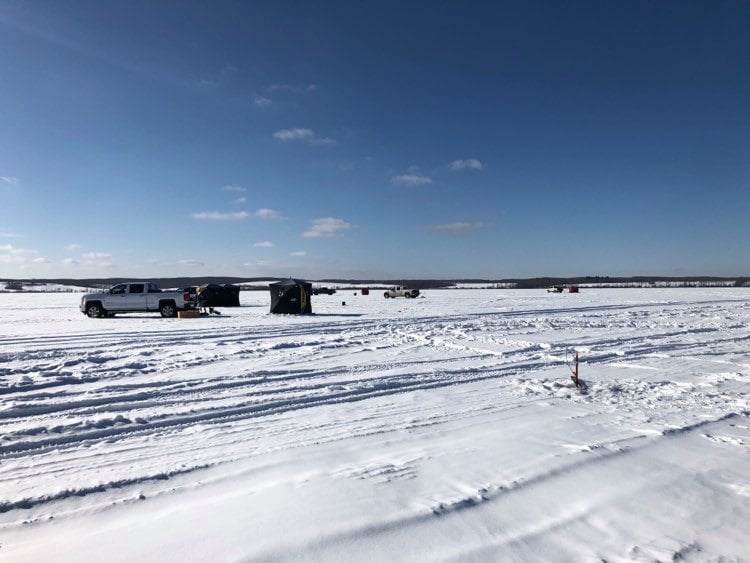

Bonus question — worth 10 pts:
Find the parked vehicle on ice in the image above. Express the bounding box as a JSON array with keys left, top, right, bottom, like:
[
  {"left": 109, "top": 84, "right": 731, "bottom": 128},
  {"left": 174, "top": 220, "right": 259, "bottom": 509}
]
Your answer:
[
  {"left": 79, "top": 282, "right": 195, "bottom": 318},
  {"left": 312, "top": 286, "right": 336, "bottom": 295},
  {"left": 182, "top": 286, "right": 198, "bottom": 301},
  {"left": 547, "top": 286, "right": 564, "bottom": 293},
  {"left": 384, "top": 286, "right": 420, "bottom": 298}
]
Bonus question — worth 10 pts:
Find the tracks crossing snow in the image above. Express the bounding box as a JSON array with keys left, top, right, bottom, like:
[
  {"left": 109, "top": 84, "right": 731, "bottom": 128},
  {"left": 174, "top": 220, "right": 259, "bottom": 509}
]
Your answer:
[{"left": 1, "top": 289, "right": 749, "bottom": 537}]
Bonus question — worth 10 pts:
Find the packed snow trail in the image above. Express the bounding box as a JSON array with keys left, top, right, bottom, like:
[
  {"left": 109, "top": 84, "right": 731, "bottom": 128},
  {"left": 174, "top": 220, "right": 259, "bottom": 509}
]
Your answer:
[{"left": 1, "top": 289, "right": 748, "bottom": 561}]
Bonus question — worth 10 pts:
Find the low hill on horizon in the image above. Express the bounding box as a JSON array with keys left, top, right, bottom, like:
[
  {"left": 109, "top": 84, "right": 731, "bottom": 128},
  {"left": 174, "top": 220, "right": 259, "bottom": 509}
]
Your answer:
[{"left": 2, "top": 275, "right": 748, "bottom": 290}]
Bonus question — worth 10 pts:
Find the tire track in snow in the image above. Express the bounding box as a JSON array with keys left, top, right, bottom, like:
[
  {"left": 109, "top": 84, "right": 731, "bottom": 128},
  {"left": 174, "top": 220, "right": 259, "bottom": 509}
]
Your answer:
[
  {"left": 267, "top": 412, "right": 748, "bottom": 561},
  {"left": 0, "top": 463, "right": 212, "bottom": 514},
  {"left": 2, "top": 293, "right": 749, "bottom": 519},
  {"left": 3, "top": 317, "right": 747, "bottom": 451}
]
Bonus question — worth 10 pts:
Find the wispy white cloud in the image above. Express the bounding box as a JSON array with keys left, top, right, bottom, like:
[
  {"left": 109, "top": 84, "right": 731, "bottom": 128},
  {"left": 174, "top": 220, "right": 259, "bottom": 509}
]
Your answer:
[
  {"left": 0, "top": 243, "right": 43, "bottom": 267},
  {"left": 63, "top": 258, "right": 80, "bottom": 266},
  {"left": 254, "top": 95, "right": 272, "bottom": 108},
  {"left": 196, "top": 64, "right": 241, "bottom": 89},
  {"left": 254, "top": 241, "right": 274, "bottom": 248},
  {"left": 83, "top": 252, "right": 112, "bottom": 261},
  {"left": 312, "top": 160, "right": 355, "bottom": 172},
  {"left": 450, "top": 159, "right": 484, "bottom": 171},
  {"left": 268, "top": 83, "right": 317, "bottom": 93},
  {"left": 392, "top": 174, "right": 432, "bottom": 186},
  {"left": 1, "top": 176, "right": 20, "bottom": 186},
  {"left": 0, "top": 232, "right": 22, "bottom": 238},
  {"left": 234, "top": 196, "right": 247, "bottom": 204},
  {"left": 430, "top": 221, "right": 486, "bottom": 234},
  {"left": 192, "top": 211, "right": 249, "bottom": 221},
  {"left": 289, "top": 251, "right": 307, "bottom": 257},
  {"left": 82, "top": 252, "right": 113, "bottom": 268},
  {"left": 0, "top": 247, "right": 48, "bottom": 267},
  {"left": 303, "top": 217, "right": 352, "bottom": 238},
  {"left": 254, "top": 208, "right": 282, "bottom": 220},
  {"left": 0, "top": 243, "right": 37, "bottom": 255},
  {"left": 65, "top": 243, "right": 82, "bottom": 251},
  {"left": 273, "top": 128, "right": 336, "bottom": 146},
  {"left": 273, "top": 128, "right": 314, "bottom": 141},
  {"left": 0, "top": 12, "right": 196, "bottom": 92},
  {"left": 222, "top": 185, "right": 246, "bottom": 193},
  {"left": 178, "top": 259, "right": 204, "bottom": 266}
]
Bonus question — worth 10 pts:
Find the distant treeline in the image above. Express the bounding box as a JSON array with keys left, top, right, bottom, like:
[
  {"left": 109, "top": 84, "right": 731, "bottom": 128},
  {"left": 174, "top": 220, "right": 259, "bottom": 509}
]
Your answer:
[
  {"left": 320, "top": 276, "right": 749, "bottom": 289},
  {"left": 506, "top": 276, "right": 750, "bottom": 289},
  {"left": 6, "top": 276, "right": 746, "bottom": 290}
]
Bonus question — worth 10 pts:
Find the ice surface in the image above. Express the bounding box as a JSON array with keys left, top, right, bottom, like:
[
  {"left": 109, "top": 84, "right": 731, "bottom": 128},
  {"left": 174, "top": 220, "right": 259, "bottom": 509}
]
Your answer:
[{"left": 1, "top": 288, "right": 748, "bottom": 561}]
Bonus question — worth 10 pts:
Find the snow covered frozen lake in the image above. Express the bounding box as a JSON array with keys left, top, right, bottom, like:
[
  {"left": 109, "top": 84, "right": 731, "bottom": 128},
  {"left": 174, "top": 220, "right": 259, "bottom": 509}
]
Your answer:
[{"left": 1, "top": 288, "right": 749, "bottom": 561}]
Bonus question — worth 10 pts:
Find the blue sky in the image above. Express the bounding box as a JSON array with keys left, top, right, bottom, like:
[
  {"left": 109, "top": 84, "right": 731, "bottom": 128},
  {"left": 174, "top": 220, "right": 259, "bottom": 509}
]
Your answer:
[{"left": 1, "top": 1, "right": 748, "bottom": 280}]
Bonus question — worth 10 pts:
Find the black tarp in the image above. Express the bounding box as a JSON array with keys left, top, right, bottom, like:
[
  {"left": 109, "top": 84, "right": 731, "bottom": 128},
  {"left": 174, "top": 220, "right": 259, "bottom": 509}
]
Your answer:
[
  {"left": 269, "top": 278, "right": 312, "bottom": 314},
  {"left": 197, "top": 283, "right": 241, "bottom": 307},
  {"left": 221, "top": 284, "right": 241, "bottom": 306}
]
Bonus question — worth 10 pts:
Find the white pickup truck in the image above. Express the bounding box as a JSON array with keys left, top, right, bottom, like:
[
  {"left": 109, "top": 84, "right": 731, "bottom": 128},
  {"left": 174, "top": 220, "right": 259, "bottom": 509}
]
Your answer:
[
  {"left": 383, "top": 286, "right": 420, "bottom": 298},
  {"left": 80, "top": 282, "right": 195, "bottom": 318}
]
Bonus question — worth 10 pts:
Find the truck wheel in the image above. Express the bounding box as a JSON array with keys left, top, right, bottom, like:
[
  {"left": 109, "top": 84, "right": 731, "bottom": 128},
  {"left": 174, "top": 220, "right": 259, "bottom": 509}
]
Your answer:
[
  {"left": 86, "top": 303, "right": 103, "bottom": 318},
  {"left": 384, "top": 292, "right": 390, "bottom": 298},
  {"left": 160, "top": 302, "right": 177, "bottom": 317}
]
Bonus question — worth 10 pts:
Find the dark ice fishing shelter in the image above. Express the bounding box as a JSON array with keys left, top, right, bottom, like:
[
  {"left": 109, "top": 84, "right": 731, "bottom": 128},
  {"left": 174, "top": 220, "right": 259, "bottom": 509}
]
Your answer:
[
  {"left": 197, "top": 284, "right": 241, "bottom": 307},
  {"left": 269, "top": 278, "right": 312, "bottom": 314}
]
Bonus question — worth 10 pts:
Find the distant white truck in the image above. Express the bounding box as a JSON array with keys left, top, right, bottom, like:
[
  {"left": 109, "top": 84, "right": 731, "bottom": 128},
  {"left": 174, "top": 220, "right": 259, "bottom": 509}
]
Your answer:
[
  {"left": 383, "top": 286, "right": 420, "bottom": 298},
  {"left": 80, "top": 282, "right": 195, "bottom": 318}
]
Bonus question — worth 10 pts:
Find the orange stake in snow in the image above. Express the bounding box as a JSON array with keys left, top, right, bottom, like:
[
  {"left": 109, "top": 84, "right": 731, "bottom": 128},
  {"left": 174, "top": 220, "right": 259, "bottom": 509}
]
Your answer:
[{"left": 570, "top": 351, "right": 581, "bottom": 388}]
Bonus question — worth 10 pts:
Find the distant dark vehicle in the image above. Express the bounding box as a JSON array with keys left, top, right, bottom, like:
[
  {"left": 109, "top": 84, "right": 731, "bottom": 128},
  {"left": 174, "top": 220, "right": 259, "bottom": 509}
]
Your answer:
[
  {"left": 4, "top": 281, "right": 23, "bottom": 291},
  {"left": 313, "top": 287, "right": 336, "bottom": 295}
]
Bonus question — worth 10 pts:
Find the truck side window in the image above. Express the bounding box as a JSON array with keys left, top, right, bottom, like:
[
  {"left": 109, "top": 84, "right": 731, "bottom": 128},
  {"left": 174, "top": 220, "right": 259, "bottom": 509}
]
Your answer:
[
  {"left": 129, "top": 284, "right": 145, "bottom": 293},
  {"left": 111, "top": 284, "right": 126, "bottom": 294}
]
